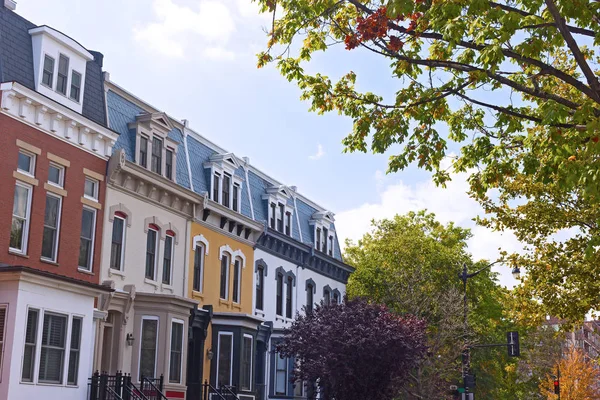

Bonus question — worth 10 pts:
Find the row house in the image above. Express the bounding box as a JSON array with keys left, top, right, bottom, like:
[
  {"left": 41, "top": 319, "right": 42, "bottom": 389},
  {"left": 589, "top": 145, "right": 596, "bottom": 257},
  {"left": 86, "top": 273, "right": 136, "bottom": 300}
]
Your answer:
[
  {"left": 0, "top": 2, "right": 355, "bottom": 400},
  {"left": 0, "top": 3, "right": 118, "bottom": 400}
]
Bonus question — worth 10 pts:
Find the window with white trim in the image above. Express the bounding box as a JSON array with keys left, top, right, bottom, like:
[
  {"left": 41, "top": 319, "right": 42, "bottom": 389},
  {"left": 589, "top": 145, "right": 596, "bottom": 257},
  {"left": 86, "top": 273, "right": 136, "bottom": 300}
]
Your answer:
[
  {"left": 84, "top": 177, "right": 99, "bottom": 201},
  {"left": 42, "top": 55, "right": 54, "bottom": 87},
  {"left": 48, "top": 163, "right": 64, "bottom": 188},
  {"left": 151, "top": 137, "right": 162, "bottom": 175},
  {"left": 139, "top": 136, "right": 148, "bottom": 168},
  {"left": 69, "top": 70, "right": 81, "bottom": 102},
  {"left": 17, "top": 150, "right": 35, "bottom": 176},
  {"left": 67, "top": 317, "right": 82, "bottom": 385},
  {"left": 38, "top": 312, "right": 67, "bottom": 384},
  {"left": 139, "top": 317, "right": 158, "bottom": 380},
  {"left": 110, "top": 213, "right": 126, "bottom": 271},
  {"left": 10, "top": 182, "right": 32, "bottom": 254},
  {"left": 222, "top": 173, "right": 231, "bottom": 208},
  {"left": 232, "top": 257, "right": 242, "bottom": 303},
  {"left": 78, "top": 207, "right": 96, "bottom": 271},
  {"left": 56, "top": 54, "right": 69, "bottom": 96},
  {"left": 211, "top": 171, "right": 242, "bottom": 212},
  {"left": 0, "top": 306, "right": 6, "bottom": 380},
  {"left": 162, "top": 233, "right": 174, "bottom": 285},
  {"left": 145, "top": 226, "right": 159, "bottom": 280},
  {"left": 41, "top": 193, "right": 62, "bottom": 262},
  {"left": 241, "top": 335, "right": 253, "bottom": 391},
  {"left": 193, "top": 244, "right": 205, "bottom": 292},
  {"left": 169, "top": 320, "right": 184, "bottom": 384},
  {"left": 220, "top": 253, "right": 230, "bottom": 300},
  {"left": 22, "top": 308, "right": 38, "bottom": 382},
  {"left": 217, "top": 332, "right": 233, "bottom": 388}
]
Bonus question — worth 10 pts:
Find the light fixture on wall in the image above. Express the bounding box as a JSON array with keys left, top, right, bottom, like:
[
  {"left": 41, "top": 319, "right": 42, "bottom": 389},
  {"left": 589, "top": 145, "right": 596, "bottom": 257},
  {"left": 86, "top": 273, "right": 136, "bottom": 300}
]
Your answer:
[
  {"left": 207, "top": 349, "right": 214, "bottom": 360},
  {"left": 126, "top": 333, "right": 134, "bottom": 346}
]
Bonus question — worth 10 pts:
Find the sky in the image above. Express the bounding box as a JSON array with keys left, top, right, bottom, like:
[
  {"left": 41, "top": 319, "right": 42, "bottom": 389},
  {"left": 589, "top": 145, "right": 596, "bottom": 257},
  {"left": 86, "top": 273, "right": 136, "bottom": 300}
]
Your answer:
[{"left": 14, "top": 0, "right": 521, "bottom": 286}]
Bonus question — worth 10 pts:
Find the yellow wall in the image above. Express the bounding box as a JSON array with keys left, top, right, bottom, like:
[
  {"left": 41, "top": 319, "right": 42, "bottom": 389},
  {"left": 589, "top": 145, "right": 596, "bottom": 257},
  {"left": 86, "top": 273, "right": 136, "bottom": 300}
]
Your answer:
[{"left": 188, "top": 223, "right": 255, "bottom": 315}]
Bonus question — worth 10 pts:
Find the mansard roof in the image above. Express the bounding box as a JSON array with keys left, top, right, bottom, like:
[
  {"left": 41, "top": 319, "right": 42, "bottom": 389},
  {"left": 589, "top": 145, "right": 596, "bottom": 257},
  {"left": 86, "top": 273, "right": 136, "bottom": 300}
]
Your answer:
[
  {"left": 0, "top": 6, "right": 107, "bottom": 126},
  {"left": 104, "top": 78, "right": 345, "bottom": 262}
]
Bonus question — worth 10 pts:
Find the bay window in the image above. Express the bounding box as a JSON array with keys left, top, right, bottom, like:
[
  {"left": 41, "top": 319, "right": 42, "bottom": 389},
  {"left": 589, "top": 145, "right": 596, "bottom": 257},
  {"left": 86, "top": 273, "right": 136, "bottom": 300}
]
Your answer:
[
  {"left": 139, "top": 317, "right": 158, "bottom": 380},
  {"left": 217, "top": 333, "right": 233, "bottom": 388},
  {"left": 22, "top": 308, "right": 38, "bottom": 382},
  {"left": 169, "top": 320, "right": 184, "bottom": 383},
  {"left": 38, "top": 312, "right": 67, "bottom": 383},
  {"left": 241, "top": 335, "right": 253, "bottom": 390},
  {"left": 67, "top": 317, "right": 82, "bottom": 385}
]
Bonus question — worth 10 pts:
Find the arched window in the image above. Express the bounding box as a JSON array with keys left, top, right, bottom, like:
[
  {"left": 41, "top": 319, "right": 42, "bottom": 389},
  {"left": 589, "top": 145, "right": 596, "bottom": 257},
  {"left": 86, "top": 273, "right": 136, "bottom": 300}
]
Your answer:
[
  {"left": 162, "top": 230, "right": 175, "bottom": 285},
  {"left": 323, "top": 285, "right": 332, "bottom": 306},
  {"left": 286, "top": 275, "right": 293, "bottom": 318},
  {"left": 109, "top": 211, "right": 127, "bottom": 271},
  {"left": 232, "top": 256, "right": 242, "bottom": 303},
  {"left": 220, "top": 252, "right": 230, "bottom": 300},
  {"left": 145, "top": 224, "right": 160, "bottom": 280},
  {"left": 193, "top": 243, "right": 205, "bottom": 292},
  {"left": 256, "top": 265, "right": 265, "bottom": 311}
]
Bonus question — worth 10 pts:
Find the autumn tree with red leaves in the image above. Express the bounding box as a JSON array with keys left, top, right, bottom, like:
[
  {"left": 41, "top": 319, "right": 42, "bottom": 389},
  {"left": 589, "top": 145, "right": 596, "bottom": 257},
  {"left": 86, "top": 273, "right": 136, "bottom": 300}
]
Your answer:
[{"left": 277, "top": 298, "right": 427, "bottom": 400}]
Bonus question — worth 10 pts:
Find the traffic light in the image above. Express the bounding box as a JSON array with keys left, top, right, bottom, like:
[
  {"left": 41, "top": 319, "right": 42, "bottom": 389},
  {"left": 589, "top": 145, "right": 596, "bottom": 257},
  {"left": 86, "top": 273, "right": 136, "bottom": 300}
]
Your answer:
[
  {"left": 554, "top": 378, "right": 560, "bottom": 395},
  {"left": 464, "top": 374, "right": 476, "bottom": 389},
  {"left": 507, "top": 331, "right": 520, "bottom": 357}
]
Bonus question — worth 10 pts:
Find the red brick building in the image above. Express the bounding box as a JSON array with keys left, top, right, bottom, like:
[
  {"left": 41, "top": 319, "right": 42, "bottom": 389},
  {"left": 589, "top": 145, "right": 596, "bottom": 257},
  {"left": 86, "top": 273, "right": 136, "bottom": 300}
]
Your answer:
[{"left": 0, "top": 4, "right": 119, "bottom": 399}]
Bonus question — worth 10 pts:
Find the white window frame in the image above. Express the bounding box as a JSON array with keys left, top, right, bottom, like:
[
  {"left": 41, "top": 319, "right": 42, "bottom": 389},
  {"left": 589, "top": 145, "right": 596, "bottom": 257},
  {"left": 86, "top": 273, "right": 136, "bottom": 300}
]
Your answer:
[
  {"left": 69, "top": 70, "right": 82, "bottom": 103},
  {"left": 38, "top": 311, "right": 68, "bottom": 385},
  {"left": 168, "top": 318, "right": 185, "bottom": 384},
  {"left": 55, "top": 53, "right": 69, "bottom": 96},
  {"left": 78, "top": 206, "right": 97, "bottom": 272},
  {"left": 241, "top": 334, "right": 253, "bottom": 391},
  {"left": 41, "top": 192, "right": 62, "bottom": 263},
  {"left": 0, "top": 305, "right": 6, "bottom": 382},
  {"left": 212, "top": 171, "right": 222, "bottom": 203},
  {"left": 10, "top": 181, "right": 33, "bottom": 254},
  {"left": 47, "top": 163, "right": 65, "bottom": 188},
  {"left": 66, "top": 315, "right": 83, "bottom": 386},
  {"left": 110, "top": 214, "right": 127, "bottom": 271},
  {"left": 232, "top": 183, "right": 241, "bottom": 212},
  {"left": 21, "top": 307, "right": 39, "bottom": 383},
  {"left": 216, "top": 332, "right": 234, "bottom": 389},
  {"left": 17, "top": 150, "right": 36, "bottom": 177},
  {"left": 210, "top": 168, "right": 242, "bottom": 212},
  {"left": 162, "top": 233, "right": 175, "bottom": 286},
  {"left": 145, "top": 226, "right": 159, "bottom": 281},
  {"left": 219, "top": 253, "right": 230, "bottom": 301},
  {"left": 232, "top": 257, "right": 242, "bottom": 304},
  {"left": 83, "top": 177, "right": 99, "bottom": 201},
  {"left": 41, "top": 54, "right": 55, "bottom": 89},
  {"left": 138, "top": 316, "right": 159, "bottom": 382}
]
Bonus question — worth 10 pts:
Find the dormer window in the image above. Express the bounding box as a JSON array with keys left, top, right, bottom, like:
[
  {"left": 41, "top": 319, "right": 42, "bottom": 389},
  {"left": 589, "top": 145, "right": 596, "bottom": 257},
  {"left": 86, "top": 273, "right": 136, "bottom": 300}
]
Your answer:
[
  {"left": 131, "top": 112, "right": 178, "bottom": 181},
  {"left": 30, "top": 26, "right": 93, "bottom": 113},
  {"left": 151, "top": 137, "right": 162, "bottom": 174},
  {"left": 70, "top": 71, "right": 81, "bottom": 102},
  {"left": 310, "top": 211, "right": 337, "bottom": 256},
  {"left": 205, "top": 153, "right": 243, "bottom": 213},
  {"left": 263, "top": 185, "right": 295, "bottom": 236},
  {"left": 56, "top": 54, "right": 69, "bottom": 95},
  {"left": 42, "top": 55, "right": 54, "bottom": 87}
]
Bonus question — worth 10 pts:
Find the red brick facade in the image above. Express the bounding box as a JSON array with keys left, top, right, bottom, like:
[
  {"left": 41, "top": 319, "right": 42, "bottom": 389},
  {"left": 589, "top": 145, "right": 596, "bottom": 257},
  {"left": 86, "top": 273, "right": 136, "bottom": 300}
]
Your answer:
[{"left": 0, "top": 112, "right": 106, "bottom": 284}]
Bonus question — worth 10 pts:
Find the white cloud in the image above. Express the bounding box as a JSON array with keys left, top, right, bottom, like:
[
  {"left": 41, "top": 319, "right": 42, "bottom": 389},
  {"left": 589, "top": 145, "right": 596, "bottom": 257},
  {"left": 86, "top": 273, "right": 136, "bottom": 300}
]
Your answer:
[
  {"left": 309, "top": 144, "right": 325, "bottom": 160},
  {"left": 204, "top": 47, "right": 236, "bottom": 61},
  {"left": 133, "top": 0, "right": 235, "bottom": 58},
  {"left": 336, "top": 170, "right": 524, "bottom": 287}
]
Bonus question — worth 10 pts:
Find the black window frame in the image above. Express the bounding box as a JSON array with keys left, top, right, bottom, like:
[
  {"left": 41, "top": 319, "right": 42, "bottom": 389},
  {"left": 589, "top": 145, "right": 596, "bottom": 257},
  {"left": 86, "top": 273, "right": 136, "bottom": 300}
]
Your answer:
[
  {"left": 286, "top": 276, "right": 293, "bottom": 318},
  {"left": 276, "top": 273, "right": 283, "bottom": 316},
  {"left": 193, "top": 244, "right": 204, "bottom": 292}
]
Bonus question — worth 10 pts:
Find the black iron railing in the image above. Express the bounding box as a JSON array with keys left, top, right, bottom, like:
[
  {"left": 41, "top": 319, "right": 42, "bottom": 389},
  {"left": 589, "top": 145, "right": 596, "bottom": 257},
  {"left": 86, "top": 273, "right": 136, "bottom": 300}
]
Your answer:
[
  {"left": 201, "top": 381, "right": 240, "bottom": 400},
  {"left": 88, "top": 371, "right": 166, "bottom": 400}
]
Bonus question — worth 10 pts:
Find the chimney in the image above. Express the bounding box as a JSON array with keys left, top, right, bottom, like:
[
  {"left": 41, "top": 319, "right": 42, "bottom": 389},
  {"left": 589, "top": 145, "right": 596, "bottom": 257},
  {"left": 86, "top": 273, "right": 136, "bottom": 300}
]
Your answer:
[
  {"left": 103, "top": 71, "right": 110, "bottom": 82},
  {"left": 242, "top": 156, "right": 250, "bottom": 165},
  {"left": 4, "top": 0, "right": 17, "bottom": 10},
  {"left": 182, "top": 119, "right": 189, "bottom": 127},
  {"left": 290, "top": 186, "right": 297, "bottom": 192}
]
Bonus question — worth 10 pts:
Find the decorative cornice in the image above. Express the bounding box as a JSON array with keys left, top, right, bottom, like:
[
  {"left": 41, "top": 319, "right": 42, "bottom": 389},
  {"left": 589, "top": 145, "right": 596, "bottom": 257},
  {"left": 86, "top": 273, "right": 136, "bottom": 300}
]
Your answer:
[
  {"left": 0, "top": 82, "right": 118, "bottom": 159},
  {"left": 107, "top": 149, "right": 202, "bottom": 218}
]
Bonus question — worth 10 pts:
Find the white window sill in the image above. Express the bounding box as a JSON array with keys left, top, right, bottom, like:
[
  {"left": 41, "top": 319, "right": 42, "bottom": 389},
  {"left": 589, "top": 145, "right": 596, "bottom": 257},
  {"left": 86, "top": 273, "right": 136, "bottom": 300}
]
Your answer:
[
  {"left": 255, "top": 310, "right": 265, "bottom": 318},
  {"left": 77, "top": 268, "right": 94, "bottom": 275},
  {"left": 144, "top": 278, "right": 159, "bottom": 287},
  {"left": 9, "top": 249, "right": 29, "bottom": 258},
  {"left": 40, "top": 257, "right": 59, "bottom": 266},
  {"left": 161, "top": 283, "right": 173, "bottom": 292},
  {"left": 108, "top": 268, "right": 126, "bottom": 280}
]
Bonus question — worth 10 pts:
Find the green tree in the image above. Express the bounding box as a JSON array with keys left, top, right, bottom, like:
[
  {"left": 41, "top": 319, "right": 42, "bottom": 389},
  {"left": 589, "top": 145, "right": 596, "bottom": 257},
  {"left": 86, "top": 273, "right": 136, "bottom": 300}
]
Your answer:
[
  {"left": 257, "top": 0, "right": 600, "bottom": 321},
  {"left": 344, "top": 211, "right": 516, "bottom": 399}
]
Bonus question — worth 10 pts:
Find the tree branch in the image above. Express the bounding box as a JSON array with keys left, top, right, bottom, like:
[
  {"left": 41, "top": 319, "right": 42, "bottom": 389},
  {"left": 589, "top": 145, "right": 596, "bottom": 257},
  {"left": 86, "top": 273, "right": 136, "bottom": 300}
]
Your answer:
[{"left": 544, "top": 0, "right": 600, "bottom": 100}]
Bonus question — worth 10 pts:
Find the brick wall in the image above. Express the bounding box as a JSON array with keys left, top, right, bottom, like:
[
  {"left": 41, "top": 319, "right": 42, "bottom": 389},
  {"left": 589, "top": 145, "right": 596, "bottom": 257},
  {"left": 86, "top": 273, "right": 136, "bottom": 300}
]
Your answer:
[{"left": 0, "top": 112, "right": 107, "bottom": 284}]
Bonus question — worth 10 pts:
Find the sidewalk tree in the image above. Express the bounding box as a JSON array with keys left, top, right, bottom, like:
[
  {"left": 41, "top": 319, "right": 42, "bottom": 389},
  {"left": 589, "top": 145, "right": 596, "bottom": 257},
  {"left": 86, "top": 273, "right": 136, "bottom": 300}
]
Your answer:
[
  {"left": 344, "top": 211, "right": 514, "bottom": 398},
  {"left": 277, "top": 297, "right": 427, "bottom": 400},
  {"left": 257, "top": 0, "right": 600, "bottom": 321}
]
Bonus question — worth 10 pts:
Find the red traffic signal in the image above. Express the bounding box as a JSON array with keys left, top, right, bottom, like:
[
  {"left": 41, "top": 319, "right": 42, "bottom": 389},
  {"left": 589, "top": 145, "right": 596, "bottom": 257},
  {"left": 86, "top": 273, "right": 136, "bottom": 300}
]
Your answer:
[{"left": 554, "top": 379, "right": 560, "bottom": 394}]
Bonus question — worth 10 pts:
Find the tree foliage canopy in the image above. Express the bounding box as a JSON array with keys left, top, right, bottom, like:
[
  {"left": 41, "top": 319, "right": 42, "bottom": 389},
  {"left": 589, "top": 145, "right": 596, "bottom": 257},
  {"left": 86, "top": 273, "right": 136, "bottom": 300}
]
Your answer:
[
  {"left": 277, "top": 297, "right": 427, "bottom": 400},
  {"left": 540, "top": 347, "right": 600, "bottom": 399},
  {"left": 257, "top": 0, "right": 600, "bottom": 322}
]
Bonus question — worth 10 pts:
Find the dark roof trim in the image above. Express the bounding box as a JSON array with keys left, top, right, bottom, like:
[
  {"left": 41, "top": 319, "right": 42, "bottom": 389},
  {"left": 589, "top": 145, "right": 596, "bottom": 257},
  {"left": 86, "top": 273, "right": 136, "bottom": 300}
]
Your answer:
[{"left": 0, "top": 264, "right": 113, "bottom": 292}]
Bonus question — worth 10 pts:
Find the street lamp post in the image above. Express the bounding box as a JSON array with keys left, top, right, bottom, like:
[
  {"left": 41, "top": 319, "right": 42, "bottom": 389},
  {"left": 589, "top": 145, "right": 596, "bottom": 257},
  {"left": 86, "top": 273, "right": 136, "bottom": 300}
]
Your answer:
[{"left": 458, "top": 261, "right": 521, "bottom": 398}]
